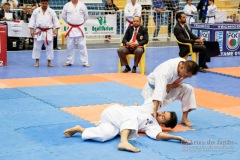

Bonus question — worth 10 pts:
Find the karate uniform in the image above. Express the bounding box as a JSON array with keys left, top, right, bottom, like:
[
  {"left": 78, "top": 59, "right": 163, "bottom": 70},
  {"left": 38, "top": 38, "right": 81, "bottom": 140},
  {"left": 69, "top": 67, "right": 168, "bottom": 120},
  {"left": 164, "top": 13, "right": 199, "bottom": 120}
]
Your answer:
[
  {"left": 205, "top": 4, "right": 217, "bottom": 23},
  {"left": 141, "top": 57, "right": 196, "bottom": 112},
  {"left": 183, "top": 4, "right": 197, "bottom": 26},
  {"left": 82, "top": 104, "right": 162, "bottom": 142},
  {"left": 28, "top": 7, "right": 60, "bottom": 60},
  {"left": 62, "top": 1, "right": 89, "bottom": 65},
  {"left": 124, "top": 3, "right": 142, "bottom": 31}
]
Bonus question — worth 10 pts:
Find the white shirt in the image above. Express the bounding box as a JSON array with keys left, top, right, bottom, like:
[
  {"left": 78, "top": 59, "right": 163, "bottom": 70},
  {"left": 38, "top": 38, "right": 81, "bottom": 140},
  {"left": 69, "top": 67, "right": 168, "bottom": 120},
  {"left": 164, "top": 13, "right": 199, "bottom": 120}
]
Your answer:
[
  {"left": 28, "top": 7, "right": 60, "bottom": 41},
  {"left": 147, "top": 57, "right": 186, "bottom": 102},
  {"left": 206, "top": 4, "right": 217, "bottom": 17},
  {"left": 1, "top": 0, "right": 18, "bottom": 9},
  {"left": 61, "top": 1, "right": 88, "bottom": 37},
  {"left": 102, "top": 104, "right": 162, "bottom": 140},
  {"left": 183, "top": 4, "right": 197, "bottom": 16},
  {"left": 124, "top": 2, "right": 142, "bottom": 21}
]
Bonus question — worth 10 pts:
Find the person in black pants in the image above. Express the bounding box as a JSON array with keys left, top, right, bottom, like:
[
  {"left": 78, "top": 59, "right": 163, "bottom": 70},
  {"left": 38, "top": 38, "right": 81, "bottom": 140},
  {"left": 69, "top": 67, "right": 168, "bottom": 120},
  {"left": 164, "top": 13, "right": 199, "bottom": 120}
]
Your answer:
[{"left": 174, "top": 12, "right": 208, "bottom": 72}]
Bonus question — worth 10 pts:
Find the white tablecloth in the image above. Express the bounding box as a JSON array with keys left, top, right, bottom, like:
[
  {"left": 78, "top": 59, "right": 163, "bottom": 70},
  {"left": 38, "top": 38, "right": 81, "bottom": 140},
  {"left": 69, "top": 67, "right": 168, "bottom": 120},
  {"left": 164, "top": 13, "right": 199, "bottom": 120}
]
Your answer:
[{"left": 6, "top": 21, "right": 31, "bottom": 37}]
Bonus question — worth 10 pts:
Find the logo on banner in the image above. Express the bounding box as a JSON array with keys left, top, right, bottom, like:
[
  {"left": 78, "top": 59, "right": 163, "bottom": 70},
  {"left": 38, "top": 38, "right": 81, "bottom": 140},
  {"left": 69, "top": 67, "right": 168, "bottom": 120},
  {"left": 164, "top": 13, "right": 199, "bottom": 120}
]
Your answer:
[
  {"left": 91, "top": 15, "right": 115, "bottom": 33},
  {"left": 215, "top": 31, "right": 223, "bottom": 51},
  {"left": 200, "top": 30, "right": 210, "bottom": 41},
  {"left": 97, "top": 16, "right": 107, "bottom": 25},
  {"left": 226, "top": 31, "right": 239, "bottom": 51},
  {"left": 192, "top": 29, "right": 198, "bottom": 37}
]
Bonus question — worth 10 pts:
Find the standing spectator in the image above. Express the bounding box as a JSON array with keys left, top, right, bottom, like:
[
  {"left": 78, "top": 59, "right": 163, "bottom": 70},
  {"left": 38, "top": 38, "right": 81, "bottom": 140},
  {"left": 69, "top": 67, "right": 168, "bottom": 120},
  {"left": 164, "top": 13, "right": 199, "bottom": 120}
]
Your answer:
[
  {"left": 1, "top": 0, "right": 18, "bottom": 9},
  {"left": 163, "top": 0, "right": 179, "bottom": 40},
  {"left": 117, "top": 16, "right": 149, "bottom": 73},
  {"left": 0, "top": 2, "right": 16, "bottom": 20},
  {"left": 124, "top": 0, "right": 142, "bottom": 32},
  {"left": 205, "top": 0, "right": 217, "bottom": 23},
  {"left": 141, "top": 4, "right": 151, "bottom": 29},
  {"left": 104, "top": 0, "right": 119, "bottom": 43},
  {"left": 62, "top": 0, "right": 90, "bottom": 67},
  {"left": 197, "top": 0, "right": 208, "bottom": 23},
  {"left": 28, "top": 0, "right": 60, "bottom": 67},
  {"left": 152, "top": 0, "right": 166, "bottom": 41},
  {"left": 183, "top": 0, "right": 197, "bottom": 28}
]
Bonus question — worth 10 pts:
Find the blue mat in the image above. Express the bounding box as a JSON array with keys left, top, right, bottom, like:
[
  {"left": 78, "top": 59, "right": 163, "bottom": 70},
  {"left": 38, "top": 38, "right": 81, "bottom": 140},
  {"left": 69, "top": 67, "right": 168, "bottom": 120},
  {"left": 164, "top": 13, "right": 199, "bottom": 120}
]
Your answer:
[
  {"left": 0, "top": 97, "right": 57, "bottom": 113},
  {"left": 0, "top": 108, "right": 83, "bottom": 130},
  {"left": 0, "top": 88, "right": 29, "bottom": 100},
  {"left": 184, "top": 73, "right": 240, "bottom": 98}
]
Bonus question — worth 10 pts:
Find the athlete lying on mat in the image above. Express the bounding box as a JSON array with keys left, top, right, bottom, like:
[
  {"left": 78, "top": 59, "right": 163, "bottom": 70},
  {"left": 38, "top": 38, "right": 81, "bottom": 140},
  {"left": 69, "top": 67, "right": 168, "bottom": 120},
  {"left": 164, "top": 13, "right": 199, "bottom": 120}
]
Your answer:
[{"left": 64, "top": 100, "right": 192, "bottom": 152}]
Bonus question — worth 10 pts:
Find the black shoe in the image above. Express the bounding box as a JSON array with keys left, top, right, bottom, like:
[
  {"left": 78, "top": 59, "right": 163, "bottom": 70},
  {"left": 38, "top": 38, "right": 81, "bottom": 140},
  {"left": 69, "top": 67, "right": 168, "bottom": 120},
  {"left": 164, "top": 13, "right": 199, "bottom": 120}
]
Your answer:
[
  {"left": 132, "top": 68, "right": 136, "bottom": 73},
  {"left": 123, "top": 67, "right": 131, "bottom": 73},
  {"left": 203, "top": 64, "right": 209, "bottom": 69},
  {"left": 198, "top": 67, "right": 206, "bottom": 73}
]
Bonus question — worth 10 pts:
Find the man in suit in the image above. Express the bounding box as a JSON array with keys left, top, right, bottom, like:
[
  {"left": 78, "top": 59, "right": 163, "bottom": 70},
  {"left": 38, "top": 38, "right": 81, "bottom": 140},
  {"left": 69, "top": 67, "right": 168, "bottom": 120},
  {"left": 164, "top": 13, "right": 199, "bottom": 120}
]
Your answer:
[
  {"left": 174, "top": 12, "right": 207, "bottom": 72},
  {"left": 0, "top": 3, "right": 16, "bottom": 21},
  {"left": 117, "top": 16, "right": 149, "bottom": 73}
]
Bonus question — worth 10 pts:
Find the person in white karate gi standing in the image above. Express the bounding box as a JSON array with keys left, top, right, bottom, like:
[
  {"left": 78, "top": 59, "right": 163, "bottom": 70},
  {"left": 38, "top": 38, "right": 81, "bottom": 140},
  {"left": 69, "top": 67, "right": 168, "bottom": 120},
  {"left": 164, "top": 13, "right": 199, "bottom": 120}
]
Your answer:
[
  {"left": 28, "top": 0, "right": 60, "bottom": 67},
  {"left": 205, "top": 0, "right": 217, "bottom": 24},
  {"left": 62, "top": 0, "right": 90, "bottom": 67},
  {"left": 124, "top": 0, "right": 142, "bottom": 32},
  {"left": 64, "top": 102, "right": 192, "bottom": 153},
  {"left": 183, "top": 0, "right": 197, "bottom": 28},
  {"left": 141, "top": 57, "right": 199, "bottom": 127}
]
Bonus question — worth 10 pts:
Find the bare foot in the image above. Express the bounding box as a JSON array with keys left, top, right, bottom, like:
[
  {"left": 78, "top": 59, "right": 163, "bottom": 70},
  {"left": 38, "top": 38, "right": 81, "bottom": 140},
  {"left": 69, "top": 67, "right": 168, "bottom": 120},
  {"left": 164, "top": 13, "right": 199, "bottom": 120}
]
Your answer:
[
  {"left": 63, "top": 125, "right": 84, "bottom": 138},
  {"left": 133, "top": 102, "right": 138, "bottom": 106},
  {"left": 48, "top": 63, "right": 54, "bottom": 67},
  {"left": 118, "top": 142, "right": 140, "bottom": 152},
  {"left": 34, "top": 63, "right": 39, "bottom": 67},
  {"left": 63, "top": 63, "right": 72, "bottom": 66},
  {"left": 181, "top": 119, "right": 193, "bottom": 127},
  {"left": 83, "top": 64, "right": 90, "bottom": 67}
]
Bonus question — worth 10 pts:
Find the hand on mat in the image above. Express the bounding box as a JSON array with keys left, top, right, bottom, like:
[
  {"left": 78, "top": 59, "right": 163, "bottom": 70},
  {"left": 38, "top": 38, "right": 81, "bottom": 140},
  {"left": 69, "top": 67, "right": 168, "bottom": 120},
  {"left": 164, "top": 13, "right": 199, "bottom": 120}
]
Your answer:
[{"left": 180, "top": 138, "right": 192, "bottom": 144}]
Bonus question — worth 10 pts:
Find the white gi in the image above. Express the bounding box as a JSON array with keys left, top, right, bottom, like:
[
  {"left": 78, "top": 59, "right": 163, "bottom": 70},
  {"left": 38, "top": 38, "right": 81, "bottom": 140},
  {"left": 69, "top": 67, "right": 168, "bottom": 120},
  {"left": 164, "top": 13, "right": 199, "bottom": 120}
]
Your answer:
[
  {"left": 183, "top": 4, "right": 197, "bottom": 26},
  {"left": 141, "top": 57, "right": 196, "bottom": 112},
  {"left": 62, "top": 1, "right": 89, "bottom": 65},
  {"left": 28, "top": 7, "right": 60, "bottom": 60},
  {"left": 82, "top": 104, "right": 162, "bottom": 142},
  {"left": 124, "top": 2, "right": 142, "bottom": 31},
  {"left": 205, "top": 4, "right": 217, "bottom": 23}
]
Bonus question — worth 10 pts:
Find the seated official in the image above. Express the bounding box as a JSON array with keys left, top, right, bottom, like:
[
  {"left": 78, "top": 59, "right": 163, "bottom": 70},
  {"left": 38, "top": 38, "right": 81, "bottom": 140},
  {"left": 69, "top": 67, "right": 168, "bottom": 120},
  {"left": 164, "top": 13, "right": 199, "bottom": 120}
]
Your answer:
[
  {"left": 0, "top": 3, "right": 16, "bottom": 21},
  {"left": 117, "top": 16, "right": 149, "bottom": 73},
  {"left": 19, "top": 4, "right": 32, "bottom": 23},
  {"left": 174, "top": 12, "right": 208, "bottom": 73}
]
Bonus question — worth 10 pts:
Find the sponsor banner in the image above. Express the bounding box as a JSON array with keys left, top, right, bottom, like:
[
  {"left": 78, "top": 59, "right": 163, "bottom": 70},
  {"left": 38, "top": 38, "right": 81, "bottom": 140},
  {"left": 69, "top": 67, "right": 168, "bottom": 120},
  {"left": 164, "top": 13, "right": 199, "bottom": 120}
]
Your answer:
[
  {"left": 84, "top": 14, "right": 117, "bottom": 35},
  {"left": 215, "top": 31, "right": 223, "bottom": 51},
  {"left": 191, "top": 22, "right": 240, "bottom": 56},
  {"left": 226, "top": 30, "right": 239, "bottom": 51},
  {"left": 192, "top": 29, "right": 198, "bottom": 37},
  {"left": 80, "top": 0, "right": 102, "bottom": 3},
  {"left": 126, "top": 0, "right": 152, "bottom": 5},
  {"left": 200, "top": 30, "right": 210, "bottom": 41}
]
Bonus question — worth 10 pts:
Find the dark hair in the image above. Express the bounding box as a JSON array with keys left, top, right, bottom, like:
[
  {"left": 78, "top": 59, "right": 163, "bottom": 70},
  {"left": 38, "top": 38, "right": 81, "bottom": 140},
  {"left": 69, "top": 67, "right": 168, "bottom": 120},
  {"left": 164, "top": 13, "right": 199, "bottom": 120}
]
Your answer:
[
  {"left": 4, "top": 2, "right": 10, "bottom": 7},
  {"left": 184, "top": 60, "right": 199, "bottom": 75},
  {"left": 164, "top": 112, "right": 178, "bottom": 129},
  {"left": 133, "top": 16, "right": 141, "bottom": 21},
  {"left": 176, "top": 11, "right": 184, "bottom": 22}
]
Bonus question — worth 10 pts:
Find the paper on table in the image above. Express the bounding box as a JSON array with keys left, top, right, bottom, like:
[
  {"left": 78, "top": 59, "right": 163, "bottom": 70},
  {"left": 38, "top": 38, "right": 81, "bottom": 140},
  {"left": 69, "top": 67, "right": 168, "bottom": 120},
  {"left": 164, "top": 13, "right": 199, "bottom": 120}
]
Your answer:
[{"left": 5, "top": 13, "right": 13, "bottom": 20}]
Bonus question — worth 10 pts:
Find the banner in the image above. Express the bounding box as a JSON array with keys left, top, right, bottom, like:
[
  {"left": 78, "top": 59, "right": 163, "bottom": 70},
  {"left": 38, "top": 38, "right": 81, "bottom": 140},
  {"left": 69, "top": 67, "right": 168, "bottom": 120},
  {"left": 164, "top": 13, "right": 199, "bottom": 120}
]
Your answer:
[
  {"left": 80, "top": 0, "right": 102, "bottom": 3},
  {"left": 126, "top": 0, "right": 152, "bottom": 5},
  {"left": 84, "top": 14, "right": 117, "bottom": 35},
  {"left": 191, "top": 23, "right": 240, "bottom": 56}
]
